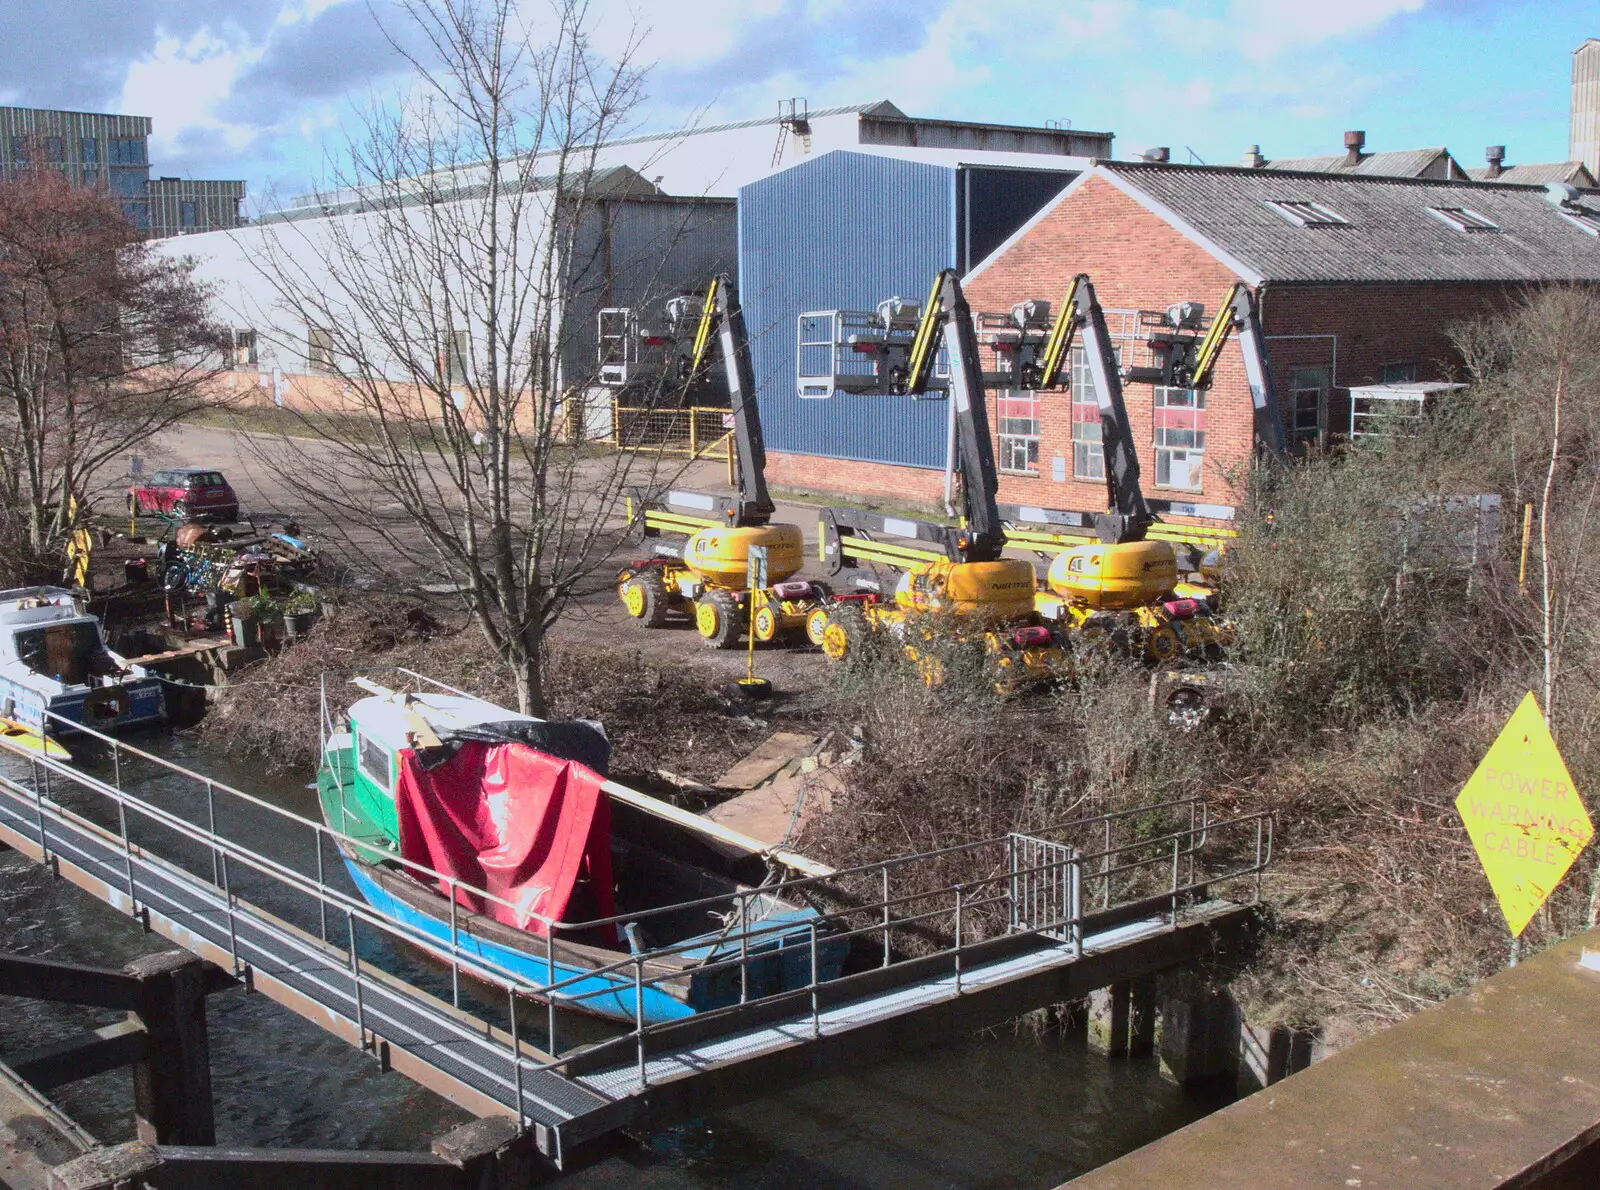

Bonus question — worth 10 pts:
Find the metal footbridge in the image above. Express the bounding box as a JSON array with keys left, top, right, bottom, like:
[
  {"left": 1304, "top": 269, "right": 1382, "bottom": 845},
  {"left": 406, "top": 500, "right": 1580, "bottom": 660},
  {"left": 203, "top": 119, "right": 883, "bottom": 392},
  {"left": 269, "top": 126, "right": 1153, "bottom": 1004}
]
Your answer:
[{"left": 0, "top": 721, "right": 1269, "bottom": 1169}]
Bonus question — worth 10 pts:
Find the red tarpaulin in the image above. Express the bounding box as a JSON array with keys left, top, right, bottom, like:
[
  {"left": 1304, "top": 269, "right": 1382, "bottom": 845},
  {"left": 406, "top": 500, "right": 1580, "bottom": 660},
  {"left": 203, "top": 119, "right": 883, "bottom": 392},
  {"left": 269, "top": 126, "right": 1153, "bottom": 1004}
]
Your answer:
[{"left": 395, "top": 742, "right": 616, "bottom": 937}]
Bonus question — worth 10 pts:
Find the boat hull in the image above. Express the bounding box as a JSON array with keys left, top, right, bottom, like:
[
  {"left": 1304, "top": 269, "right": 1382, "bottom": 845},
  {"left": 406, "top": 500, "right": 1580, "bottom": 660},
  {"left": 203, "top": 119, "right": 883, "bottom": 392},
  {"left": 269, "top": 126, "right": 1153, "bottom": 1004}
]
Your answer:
[
  {"left": 0, "top": 671, "right": 166, "bottom": 737},
  {"left": 340, "top": 851, "right": 698, "bottom": 1024}
]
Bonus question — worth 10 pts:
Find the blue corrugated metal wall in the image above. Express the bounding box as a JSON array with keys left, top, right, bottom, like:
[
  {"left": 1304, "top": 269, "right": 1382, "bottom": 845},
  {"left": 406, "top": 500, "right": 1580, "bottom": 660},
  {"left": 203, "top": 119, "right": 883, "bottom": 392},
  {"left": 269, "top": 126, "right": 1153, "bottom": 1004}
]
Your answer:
[{"left": 740, "top": 151, "right": 955, "bottom": 469}]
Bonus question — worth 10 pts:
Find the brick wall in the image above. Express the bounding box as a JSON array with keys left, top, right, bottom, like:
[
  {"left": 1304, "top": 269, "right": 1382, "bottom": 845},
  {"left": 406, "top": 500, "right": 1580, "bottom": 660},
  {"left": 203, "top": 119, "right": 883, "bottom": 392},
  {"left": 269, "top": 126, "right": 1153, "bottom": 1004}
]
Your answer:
[
  {"left": 762, "top": 174, "right": 1531, "bottom": 521},
  {"left": 766, "top": 450, "right": 949, "bottom": 509}
]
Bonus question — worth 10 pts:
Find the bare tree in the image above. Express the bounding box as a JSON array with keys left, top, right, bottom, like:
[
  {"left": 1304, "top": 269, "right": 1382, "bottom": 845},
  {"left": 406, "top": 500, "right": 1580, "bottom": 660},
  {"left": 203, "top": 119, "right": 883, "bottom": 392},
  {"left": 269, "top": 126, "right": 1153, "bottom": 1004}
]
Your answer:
[
  {"left": 0, "top": 162, "right": 230, "bottom": 582},
  {"left": 238, "top": 0, "right": 718, "bottom": 714}
]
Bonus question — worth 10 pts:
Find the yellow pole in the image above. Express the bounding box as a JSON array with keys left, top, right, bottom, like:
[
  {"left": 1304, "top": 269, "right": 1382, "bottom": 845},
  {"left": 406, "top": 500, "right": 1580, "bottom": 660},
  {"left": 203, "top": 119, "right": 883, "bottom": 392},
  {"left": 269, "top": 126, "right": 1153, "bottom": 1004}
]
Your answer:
[
  {"left": 1519, "top": 502, "right": 1534, "bottom": 596},
  {"left": 746, "top": 581, "right": 759, "bottom": 684},
  {"left": 689, "top": 408, "right": 698, "bottom": 458}
]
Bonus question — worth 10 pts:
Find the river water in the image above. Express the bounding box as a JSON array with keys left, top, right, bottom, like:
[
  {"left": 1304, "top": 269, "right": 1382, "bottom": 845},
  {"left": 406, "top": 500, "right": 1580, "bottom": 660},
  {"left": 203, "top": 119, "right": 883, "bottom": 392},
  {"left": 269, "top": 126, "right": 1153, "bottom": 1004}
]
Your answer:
[{"left": 0, "top": 730, "right": 1228, "bottom": 1187}]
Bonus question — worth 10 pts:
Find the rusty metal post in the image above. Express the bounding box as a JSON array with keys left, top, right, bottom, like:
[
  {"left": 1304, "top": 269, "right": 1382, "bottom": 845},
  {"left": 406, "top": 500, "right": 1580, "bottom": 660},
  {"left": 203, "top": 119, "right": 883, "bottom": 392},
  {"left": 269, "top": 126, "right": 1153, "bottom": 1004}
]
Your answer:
[{"left": 124, "top": 951, "right": 215, "bottom": 1145}]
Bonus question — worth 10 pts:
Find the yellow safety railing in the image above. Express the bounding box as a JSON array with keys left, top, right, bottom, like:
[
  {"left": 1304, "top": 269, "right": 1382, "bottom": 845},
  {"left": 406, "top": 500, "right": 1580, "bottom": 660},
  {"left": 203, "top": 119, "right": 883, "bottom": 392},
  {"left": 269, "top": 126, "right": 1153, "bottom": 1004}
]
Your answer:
[{"left": 607, "top": 403, "right": 732, "bottom": 460}]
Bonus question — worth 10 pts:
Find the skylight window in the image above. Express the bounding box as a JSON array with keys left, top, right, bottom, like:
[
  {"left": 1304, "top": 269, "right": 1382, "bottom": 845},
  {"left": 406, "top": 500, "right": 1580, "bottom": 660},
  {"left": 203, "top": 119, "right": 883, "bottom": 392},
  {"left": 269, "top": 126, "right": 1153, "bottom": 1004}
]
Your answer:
[
  {"left": 1559, "top": 208, "right": 1600, "bottom": 237},
  {"left": 1263, "top": 199, "right": 1349, "bottom": 228},
  {"left": 1428, "top": 206, "right": 1499, "bottom": 233}
]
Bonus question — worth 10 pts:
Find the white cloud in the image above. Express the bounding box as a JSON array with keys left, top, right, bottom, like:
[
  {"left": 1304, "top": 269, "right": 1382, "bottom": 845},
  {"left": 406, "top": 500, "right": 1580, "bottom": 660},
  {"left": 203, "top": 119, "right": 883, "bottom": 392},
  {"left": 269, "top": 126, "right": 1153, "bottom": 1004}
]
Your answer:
[{"left": 119, "top": 27, "right": 267, "bottom": 159}]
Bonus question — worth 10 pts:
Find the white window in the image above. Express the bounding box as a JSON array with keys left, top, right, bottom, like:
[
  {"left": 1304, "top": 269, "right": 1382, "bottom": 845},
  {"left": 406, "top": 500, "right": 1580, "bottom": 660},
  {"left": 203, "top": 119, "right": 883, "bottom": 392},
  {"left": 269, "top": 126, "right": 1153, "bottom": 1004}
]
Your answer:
[
  {"left": 1154, "top": 386, "right": 1205, "bottom": 491},
  {"left": 1427, "top": 207, "right": 1498, "bottom": 233},
  {"left": 358, "top": 733, "right": 390, "bottom": 791},
  {"left": 1287, "top": 367, "right": 1329, "bottom": 439},
  {"left": 996, "top": 393, "right": 1040, "bottom": 474},
  {"left": 1264, "top": 199, "right": 1349, "bottom": 228},
  {"left": 1070, "top": 346, "right": 1105, "bottom": 480}
]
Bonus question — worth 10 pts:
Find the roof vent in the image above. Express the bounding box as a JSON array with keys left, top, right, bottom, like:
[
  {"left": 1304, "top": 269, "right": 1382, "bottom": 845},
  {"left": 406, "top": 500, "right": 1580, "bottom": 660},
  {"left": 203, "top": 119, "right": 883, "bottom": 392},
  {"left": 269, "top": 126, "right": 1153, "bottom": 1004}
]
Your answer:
[
  {"left": 1142, "top": 147, "right": 1170, "bottom": 163},
  {"left": 1546, "top": 181, "right": 1582, "bottom": 208},
  {"left": 1241, "top": 145, "right": 1266, "bottom": 168},
  {"left": 1485, "top": 145, "right": 1506, "bottom": 179},
  {"left": 1343, "top": 130, "right": 1366, "bottom": 165}
]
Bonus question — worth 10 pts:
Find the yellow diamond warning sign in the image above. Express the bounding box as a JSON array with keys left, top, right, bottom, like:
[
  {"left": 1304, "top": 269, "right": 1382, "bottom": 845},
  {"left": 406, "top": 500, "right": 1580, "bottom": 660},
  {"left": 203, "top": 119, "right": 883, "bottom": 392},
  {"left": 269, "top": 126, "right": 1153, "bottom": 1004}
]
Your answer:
[{"left": 1456, "top": 692, "right": 1594, "bottom": 936}]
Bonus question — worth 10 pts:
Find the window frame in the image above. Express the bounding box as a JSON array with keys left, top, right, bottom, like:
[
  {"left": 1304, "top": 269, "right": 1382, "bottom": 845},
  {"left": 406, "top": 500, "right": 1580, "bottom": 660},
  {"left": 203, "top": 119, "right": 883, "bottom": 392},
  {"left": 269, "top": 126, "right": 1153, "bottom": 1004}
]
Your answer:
[
  {"left": 1070, "top": 345, "right": 1107, "bottom": 481},
  {"left": 1379, "top": 362, "right": 1418, "bottom": 384},
  {"left": 233, "top": 329, "right": 258, "bottom": 369},
  {"left": 1286, "top": 366, "right": 1330, "bottom": 439},
  {"left": 995, "top": 392, "right": 1041, "bottom": 476},
  {"left": 357, "top": 732, "right": 391, "bottom": 793},
  {"left": 1427, "top": 206, "right": 1498, "bottom": 233},
  {"left": 1264, "top": 199, "right": 1349, "bottom": 228},
  {"left": 1152, "top": 385, "right": 1206, "bottom": 492}
]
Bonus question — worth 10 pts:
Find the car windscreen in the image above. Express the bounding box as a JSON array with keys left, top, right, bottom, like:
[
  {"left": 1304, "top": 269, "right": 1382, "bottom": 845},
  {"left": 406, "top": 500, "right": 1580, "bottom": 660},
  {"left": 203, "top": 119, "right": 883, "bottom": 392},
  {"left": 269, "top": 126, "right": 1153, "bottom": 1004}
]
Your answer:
[{"left": 185, "top": 472, "right": 227, "bottom": 488}]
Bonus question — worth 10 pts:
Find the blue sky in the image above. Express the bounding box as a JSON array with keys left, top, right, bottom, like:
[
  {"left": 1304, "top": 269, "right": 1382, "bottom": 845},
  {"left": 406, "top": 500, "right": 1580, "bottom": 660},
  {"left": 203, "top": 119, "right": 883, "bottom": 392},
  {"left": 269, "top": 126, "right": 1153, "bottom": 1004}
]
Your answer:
[{"left": 0, "top": 0, "right": 1594, "bottom": 204}]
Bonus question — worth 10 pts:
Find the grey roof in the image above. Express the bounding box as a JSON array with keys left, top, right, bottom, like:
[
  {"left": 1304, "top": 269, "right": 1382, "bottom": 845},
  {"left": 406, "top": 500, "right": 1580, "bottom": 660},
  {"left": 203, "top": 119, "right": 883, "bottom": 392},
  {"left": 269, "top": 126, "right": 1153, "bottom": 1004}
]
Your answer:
[
  {"left": 1103, "top": 162, "right": 1600, "bottom": 284},
  {"left": 1262, "top": 147, "right": 1460, "bottom": 179},
  {"left": 1466, "top": 162, "right": 1597, "bottom": 186}
]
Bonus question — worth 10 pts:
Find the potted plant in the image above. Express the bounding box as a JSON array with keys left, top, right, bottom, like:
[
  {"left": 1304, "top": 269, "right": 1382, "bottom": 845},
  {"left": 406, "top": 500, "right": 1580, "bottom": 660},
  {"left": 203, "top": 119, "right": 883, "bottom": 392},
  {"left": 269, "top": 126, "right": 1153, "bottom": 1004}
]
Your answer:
[
  {"left": 282, "top": 590, "right": 319, "bottom": 640},
  {"left": 227, "top": 599, "right": 258, "bottom": 648},
  {"left": 248, "top": 592, "right": 283, "bottom": 649}
]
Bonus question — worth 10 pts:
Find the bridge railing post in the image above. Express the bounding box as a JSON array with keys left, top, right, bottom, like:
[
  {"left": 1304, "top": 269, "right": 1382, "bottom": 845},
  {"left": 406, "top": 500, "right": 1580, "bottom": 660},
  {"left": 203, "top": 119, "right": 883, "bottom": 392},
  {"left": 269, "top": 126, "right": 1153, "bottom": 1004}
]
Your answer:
[
  {"left": 116, "top": 793, "right": 136, "bottom": 916},
  {"left": 347, "top": 909, "right": 366, "bottom": 1047},
  {"left": 881, "top": 866, "right": 891, "bottom": 968},
  {"left": 314, "top": 827, "right": 327, "bottom": 943},
  {"left": 809, "top": 920, "right": 820, "bottom": 1036},
  {"left": 509, "top": 984, "right": 526, "bottom": 1127},
  {"left": 204, "top": 778, "right": 220, "bottom": 890},
  {"left": 1170, "top": 837, "right": 1181, "bottom": 927},
  {"left": 738, "top": 891, "right": 749, "bottom": 1004},
  {"left": 448, "top": 877, "right": 460, "bottom": 1009},
  {"left": 953, "top": 885, "right": 964, "bottom": 996},
  {"left": 546, "top": 931, "right": 557, "bottom": 1057},
  {"left": 1069, "top": 853, "right": 1082, "bottom": 959},
  {"left": 1007, "top": 835, "right": 1018, "bottom": 933},
  {"left": 30, "top": 755, "right": 49, "bottom": 863},
  {"left": 633, "top": 957, "right": 647, "bottom": 1086},
  {"left": 1102, "top": 819, "right": 1112, "bottom": 909}
]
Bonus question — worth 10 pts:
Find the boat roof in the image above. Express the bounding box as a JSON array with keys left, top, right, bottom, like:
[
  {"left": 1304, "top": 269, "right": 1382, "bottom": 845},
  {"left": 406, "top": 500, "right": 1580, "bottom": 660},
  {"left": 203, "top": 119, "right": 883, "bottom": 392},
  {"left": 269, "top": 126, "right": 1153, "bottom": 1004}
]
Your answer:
[
  {"left": 348, "top": 689, "right": 535, "bottom": 751},
  {"left": 0, "top": 588, "right": 92, "bottom": 627}
]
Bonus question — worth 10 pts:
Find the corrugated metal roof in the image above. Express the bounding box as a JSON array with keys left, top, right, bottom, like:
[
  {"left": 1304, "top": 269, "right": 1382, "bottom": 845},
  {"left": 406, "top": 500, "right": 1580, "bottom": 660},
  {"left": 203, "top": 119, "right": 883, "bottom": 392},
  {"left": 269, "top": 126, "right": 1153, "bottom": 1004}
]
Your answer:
[
  {"left": 1466, "top": 162, "right": 1596, "bottom": 186},
  {"left": 1263, "top": 148, "right": 1456, "bottom": 178},
  {"left": 1101, "top": 162, "right": 1600, "bottom": 283}
]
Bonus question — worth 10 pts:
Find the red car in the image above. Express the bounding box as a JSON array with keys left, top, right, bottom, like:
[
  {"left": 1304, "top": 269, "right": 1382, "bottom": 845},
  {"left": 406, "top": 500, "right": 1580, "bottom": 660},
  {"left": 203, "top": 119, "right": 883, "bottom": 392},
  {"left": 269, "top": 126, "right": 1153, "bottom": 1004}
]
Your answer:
[{"left": 129, "top": 468, "right": 240, "bottom": 522}]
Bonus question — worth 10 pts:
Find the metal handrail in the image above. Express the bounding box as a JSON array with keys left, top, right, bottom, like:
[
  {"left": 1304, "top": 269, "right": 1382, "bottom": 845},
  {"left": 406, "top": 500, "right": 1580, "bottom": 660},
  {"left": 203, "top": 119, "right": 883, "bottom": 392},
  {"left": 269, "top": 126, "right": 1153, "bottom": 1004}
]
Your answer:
[{"left": 0, "top": 713, "right": 1271, "bottom": 1104}]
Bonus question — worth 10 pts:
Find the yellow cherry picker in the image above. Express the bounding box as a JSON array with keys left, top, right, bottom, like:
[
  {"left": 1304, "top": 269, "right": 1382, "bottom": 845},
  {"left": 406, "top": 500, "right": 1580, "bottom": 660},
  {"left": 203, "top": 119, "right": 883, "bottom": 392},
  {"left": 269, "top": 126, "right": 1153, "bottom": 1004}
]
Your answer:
[{"left": 616, "top": 275, "right": 829, "bottom": 649}]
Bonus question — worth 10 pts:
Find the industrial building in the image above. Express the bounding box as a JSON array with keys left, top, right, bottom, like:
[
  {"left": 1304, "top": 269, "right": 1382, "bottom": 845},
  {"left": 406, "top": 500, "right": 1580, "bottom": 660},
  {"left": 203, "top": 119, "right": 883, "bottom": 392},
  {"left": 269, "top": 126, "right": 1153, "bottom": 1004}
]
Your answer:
[
  {"left": 739, "top": 146, "right": 1102, "bottom": 486},
  {"left": 0, "top": 104, "right": 245, "bottom": 237},
  {"left": 759, "top": 164, "right": 1600, "bottom": 518},
  {"left": 162, "top": 163, "right": 735, "bottom": 432}
]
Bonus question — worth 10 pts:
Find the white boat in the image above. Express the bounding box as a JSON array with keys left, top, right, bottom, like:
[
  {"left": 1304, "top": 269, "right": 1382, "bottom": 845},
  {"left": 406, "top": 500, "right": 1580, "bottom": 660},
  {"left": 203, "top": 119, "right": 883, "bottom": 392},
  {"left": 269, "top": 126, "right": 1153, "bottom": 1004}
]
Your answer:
[{"left": 0, "top": 587, "right": 166, "bottom": 741}]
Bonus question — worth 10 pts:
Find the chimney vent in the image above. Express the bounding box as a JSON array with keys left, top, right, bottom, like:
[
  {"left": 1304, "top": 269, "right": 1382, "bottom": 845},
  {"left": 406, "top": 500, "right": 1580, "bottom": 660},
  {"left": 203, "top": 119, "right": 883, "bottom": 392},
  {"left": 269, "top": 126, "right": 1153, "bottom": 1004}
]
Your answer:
[
  {"left": 1242, "top": 144, "right": 1266, "bottom": 168},
  {"left": 1485, "top": 145, "right": 1506, "bottom": 179},
  {"left": 1344, "top": 130, "right": 1366, "bottom": 165},
  {"left": 1142, "top": 146, "right": 1170, "bottom": 164}
]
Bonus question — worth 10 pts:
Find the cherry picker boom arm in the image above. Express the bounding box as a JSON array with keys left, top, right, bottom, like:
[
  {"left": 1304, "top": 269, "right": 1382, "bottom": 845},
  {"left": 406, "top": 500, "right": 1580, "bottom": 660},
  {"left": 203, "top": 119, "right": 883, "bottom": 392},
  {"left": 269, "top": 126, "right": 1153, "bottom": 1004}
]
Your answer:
[
  {"left": 686, "top": 274, "right": 775, "bottom": 526},
  {"left": 1187, "top": 282, "right": 1289, "bottom": 462}
]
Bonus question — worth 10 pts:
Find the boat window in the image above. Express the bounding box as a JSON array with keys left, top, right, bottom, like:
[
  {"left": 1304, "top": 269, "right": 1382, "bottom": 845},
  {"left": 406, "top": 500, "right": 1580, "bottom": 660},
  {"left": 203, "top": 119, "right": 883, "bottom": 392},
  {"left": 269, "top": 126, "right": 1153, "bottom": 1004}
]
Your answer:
[
  {"left": 358, "top": 731, "right": 391, "bottom": 791},
  {"left": 14, "top": 622, "right": 100, "bottom": 683}
]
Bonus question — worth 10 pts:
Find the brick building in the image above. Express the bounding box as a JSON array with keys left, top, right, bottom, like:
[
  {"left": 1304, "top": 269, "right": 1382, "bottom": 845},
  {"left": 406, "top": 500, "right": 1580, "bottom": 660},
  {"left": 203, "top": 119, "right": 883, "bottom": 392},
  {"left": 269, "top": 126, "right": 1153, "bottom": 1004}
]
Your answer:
[{"left": 765, "top": 163, "right": 1600, "bottom": 519}]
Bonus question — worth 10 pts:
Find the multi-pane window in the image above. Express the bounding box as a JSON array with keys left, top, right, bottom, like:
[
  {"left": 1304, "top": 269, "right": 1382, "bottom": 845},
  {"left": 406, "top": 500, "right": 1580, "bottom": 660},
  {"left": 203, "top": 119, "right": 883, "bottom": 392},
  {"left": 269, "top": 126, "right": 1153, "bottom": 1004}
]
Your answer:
[
  {"left": 110, "top": 169, "right": 145, "bottom": 197},
  {"left": 233, "top": 330, "right": 257, "bottom": 369},
  {"left": 80, "top": 137, "right": 97, "bottom": 165},
  {"left": 1380, "top": 362, "right": 1417, "bottom": 384},
  {"left": 996, "top": 393, "right": 1040, "bottom": 474},
  {"left": 180, "top": 201, "right": 197, "bottom": 229},
  {"left": 10, "top": 138, "right": 27, "bottom": 165},
  {"left": 1153, "top": 387, "right": 1205, "bottom": 491},
  {"left": 108, "top": 138, "right": 146, "bottom": 165},
  {"left": 1070, "top": 346, "right": 1105, "bottom": 481},
  {"left": 307, "top": 327, "right": 335, "bottom": 374},
  {"left": 43, "top": 137, "right": 63, "bottom": 163},
  {"left": 1287, "top": 367, "right": 1328, "bottom": 438}
]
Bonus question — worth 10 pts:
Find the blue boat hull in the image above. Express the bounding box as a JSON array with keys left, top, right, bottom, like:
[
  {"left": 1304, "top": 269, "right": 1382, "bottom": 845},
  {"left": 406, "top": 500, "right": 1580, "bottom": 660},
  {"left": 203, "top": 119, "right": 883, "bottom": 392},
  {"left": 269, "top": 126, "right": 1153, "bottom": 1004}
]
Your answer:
[
  {"left": 341, "top": 854, "right": 847, "bottom": 1025},
  {"left": 0, "top": 672, "right": 166, "bottom": 737}
]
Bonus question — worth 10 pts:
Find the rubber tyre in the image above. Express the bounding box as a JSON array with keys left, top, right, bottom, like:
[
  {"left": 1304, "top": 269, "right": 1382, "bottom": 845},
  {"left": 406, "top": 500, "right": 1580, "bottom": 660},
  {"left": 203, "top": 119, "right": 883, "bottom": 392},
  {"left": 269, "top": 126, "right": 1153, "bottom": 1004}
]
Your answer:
[
  {"left": 820, "top": 606, "right": 867, "bottom": 662},
  {"left": 805, "top": 605, "right": 832, "bottom": 648},
  {"left": 725, "top": 677, "right": 774, "bottom": 703},
  {"left": 695, "top": 590, "right": 743, "bottom": 650},
  {"left": 171, "top": 500, "right": 188, "bottom": 522},
  {"left": 622, "top": 571, "right": 669, "bottom": 628},
  {"left": 751, "top": 603, "right": 779, "bottom": 643}
]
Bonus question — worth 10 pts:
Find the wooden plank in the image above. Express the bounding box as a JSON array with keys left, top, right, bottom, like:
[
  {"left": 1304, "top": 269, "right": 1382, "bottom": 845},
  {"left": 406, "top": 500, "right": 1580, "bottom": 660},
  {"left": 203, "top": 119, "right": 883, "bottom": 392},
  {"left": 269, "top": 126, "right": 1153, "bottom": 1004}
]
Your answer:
[
  {"left": 9, "top": 1019, "right": 148, "bottom": 1090},
  {"left": 713, "top": 732, "right": 819, "bottom": 792},
  {"left": 0, "top": 953, "right": 145, "bottom": 1011}
]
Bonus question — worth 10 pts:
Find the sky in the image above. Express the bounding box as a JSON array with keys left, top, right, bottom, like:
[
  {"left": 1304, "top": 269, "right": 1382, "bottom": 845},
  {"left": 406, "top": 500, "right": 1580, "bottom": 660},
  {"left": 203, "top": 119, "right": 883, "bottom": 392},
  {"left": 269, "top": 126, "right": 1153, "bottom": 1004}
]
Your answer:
[{"left": 0, "top": 0, "right": 1594, "bottom": 207}]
